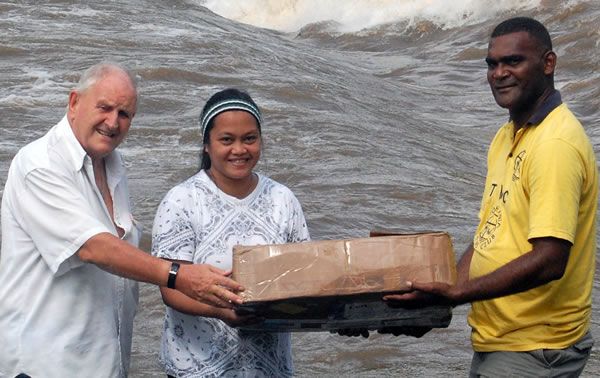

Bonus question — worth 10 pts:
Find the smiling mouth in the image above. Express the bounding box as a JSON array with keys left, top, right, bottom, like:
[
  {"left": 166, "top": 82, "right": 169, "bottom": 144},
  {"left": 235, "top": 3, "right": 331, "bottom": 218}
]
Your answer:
[
  {"left": 97, "top": 129, "right": 116, "bottom": 138},
  {"left": 229, "top": 158, "right": 250, "bottom": 166},
  {"left": 495, "top": 84, "right": 516, "bottom": 91}
]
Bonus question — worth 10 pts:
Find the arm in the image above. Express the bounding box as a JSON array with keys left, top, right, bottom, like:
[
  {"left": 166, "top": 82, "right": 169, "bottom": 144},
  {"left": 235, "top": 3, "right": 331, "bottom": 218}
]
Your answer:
[
  {"left": 437, "top": 237, "right": 569, "bottom": 305},
  {"left": 389, "top": 237, "right": 570, "bottom": 306},
  {"left": 19, "top": 164, "right": 243, "bottom": 307},
  {"left": 77, "top": 232, "right": 244, "bottom": 307},
  {"left": 157, "top": 261, "right": 257, "bottom": 327}
]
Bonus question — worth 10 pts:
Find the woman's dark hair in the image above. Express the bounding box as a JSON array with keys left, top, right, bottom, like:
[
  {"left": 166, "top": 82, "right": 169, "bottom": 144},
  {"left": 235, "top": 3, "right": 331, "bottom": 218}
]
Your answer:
[{"left": 199, "top": 88, "right": 261, "bottom": 170}]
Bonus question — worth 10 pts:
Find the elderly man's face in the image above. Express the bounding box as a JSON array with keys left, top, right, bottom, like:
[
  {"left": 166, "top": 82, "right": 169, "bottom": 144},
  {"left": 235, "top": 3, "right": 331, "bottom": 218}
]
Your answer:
[{"left": 68, "top": 71, "right": 137, "bottom": 160}]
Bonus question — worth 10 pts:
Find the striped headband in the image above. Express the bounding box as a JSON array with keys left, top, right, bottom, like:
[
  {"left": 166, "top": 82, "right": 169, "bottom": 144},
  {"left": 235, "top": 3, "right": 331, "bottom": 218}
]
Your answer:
[{"left": 200, "top": 99, "right": 262, "bottom": 139}]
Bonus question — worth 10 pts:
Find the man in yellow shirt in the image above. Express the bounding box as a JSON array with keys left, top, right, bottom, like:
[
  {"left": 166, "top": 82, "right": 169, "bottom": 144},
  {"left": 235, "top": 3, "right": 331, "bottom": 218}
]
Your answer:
[{"left": 385, "top": 17, "right": 597, "bottom": 376}]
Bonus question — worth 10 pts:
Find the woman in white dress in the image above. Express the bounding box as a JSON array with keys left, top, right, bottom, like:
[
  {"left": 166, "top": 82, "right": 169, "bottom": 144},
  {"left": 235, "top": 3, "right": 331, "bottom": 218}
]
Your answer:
[{"left": 151, "top": 88, "right": 310, "bottom": 377}]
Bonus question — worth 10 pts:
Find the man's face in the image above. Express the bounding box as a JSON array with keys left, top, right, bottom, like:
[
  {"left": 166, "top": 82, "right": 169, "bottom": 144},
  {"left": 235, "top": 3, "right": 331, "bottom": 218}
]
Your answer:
[
  {"left": 486, "top": 31, "right": 551, "bottom": 114},
  {"left": 67, "top": 71, "right": 137, "bottom": 160}
]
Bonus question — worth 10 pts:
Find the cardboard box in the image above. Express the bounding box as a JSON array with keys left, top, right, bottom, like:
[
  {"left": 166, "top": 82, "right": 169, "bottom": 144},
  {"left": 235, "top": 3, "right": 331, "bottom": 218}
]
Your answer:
[{"left": 232, "top": 231, "right": 457, "bottom": 332}]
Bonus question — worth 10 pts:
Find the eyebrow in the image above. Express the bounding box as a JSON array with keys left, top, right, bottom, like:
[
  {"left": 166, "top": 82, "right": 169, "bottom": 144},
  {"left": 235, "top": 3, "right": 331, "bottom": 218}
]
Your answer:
[
  {"left": 97, "top": 100, "right": 134, "bottom": 118},
  {"left": 485, "top": 54, "right": 524, "bottom": 65}
]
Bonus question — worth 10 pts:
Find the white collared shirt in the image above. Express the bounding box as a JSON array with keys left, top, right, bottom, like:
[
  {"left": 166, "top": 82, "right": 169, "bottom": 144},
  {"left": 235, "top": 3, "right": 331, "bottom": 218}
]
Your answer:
[{"left": 0, "top": 116, "right": 141, "bottom": 378}]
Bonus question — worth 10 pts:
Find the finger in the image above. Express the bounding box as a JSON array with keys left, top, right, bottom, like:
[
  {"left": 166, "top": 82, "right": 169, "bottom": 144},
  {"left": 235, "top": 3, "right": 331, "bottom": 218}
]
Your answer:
[
  {"left": 378, "top": 326, "right": 401, "bottom": 336},
  {"left": 214, "top": 274, "right": 245, "bottom": 292},
  {"left": 213, "top": 285, "right": 244, "bottom": 306},
  {"left": 410, "top": 327, "right": 432, "bottom": 338},
  {"left": 409, "top": 281, "right": 434, "bottom": 292},
  {"left": 383, "top": 293, "right": 412, "bottom": 301},
  {"left": 204, "top": 290, "right": 234, "bottom": 309},
  {"left": 336, "top": 329, "right": 354, "bottom": 337}
]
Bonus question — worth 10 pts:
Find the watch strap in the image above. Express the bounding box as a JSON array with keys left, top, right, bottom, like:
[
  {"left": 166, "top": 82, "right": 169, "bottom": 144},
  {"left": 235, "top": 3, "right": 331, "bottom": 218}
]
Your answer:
[{"left": 167, "top": 262, "right": 180, "bottom": 289}]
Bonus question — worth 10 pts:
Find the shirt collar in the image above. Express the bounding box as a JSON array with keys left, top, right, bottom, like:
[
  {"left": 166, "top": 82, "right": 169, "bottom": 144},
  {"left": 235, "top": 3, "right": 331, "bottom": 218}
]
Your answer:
[
  {"left": 526, "top": 89, "right": 562, "bottom": 126},
  {"left": 56, "top": 115, "right": 87, "bottom": 171}
]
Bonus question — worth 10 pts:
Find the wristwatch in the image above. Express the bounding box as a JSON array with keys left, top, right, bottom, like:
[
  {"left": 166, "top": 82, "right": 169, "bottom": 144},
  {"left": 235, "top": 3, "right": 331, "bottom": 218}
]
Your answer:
[{"left": 167, "top": 262, "right": 180, "bottom": 289}]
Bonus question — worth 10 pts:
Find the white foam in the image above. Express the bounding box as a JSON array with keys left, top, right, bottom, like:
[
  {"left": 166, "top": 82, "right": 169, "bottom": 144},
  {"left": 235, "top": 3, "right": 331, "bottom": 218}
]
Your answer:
[
  {"left": 0, "top": 69, "right": 69, "bottom": 106},
  {"left": 199, "top": 0, "right": 543, "bottom": 32}
]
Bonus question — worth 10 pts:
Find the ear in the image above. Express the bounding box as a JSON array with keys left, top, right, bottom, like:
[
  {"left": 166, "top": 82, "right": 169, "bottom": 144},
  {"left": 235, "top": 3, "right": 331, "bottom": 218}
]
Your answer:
[
  {"left": 67, "top": 90, "right": 79, "bottom": 118},
  {"left": 543, "top": 51, "right": 557, "bottom": 76}
]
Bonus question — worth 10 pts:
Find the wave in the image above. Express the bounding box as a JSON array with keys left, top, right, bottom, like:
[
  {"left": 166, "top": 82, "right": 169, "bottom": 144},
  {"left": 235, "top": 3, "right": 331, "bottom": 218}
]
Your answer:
[{"left": 198, "top": 0, "right": 543, "bottom": 32}]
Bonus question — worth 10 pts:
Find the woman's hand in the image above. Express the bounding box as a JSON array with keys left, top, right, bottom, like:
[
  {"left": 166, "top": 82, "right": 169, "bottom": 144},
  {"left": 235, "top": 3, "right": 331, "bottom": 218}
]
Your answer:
[{"left": 218, "top": 308, "right": 262, "bottom": 328}]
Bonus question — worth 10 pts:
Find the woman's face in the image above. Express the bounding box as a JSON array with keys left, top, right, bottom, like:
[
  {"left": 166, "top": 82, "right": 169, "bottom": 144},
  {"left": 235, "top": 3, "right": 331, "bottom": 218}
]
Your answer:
[{"left": 205, "top": 110, "right": 261, "bottom": 183}]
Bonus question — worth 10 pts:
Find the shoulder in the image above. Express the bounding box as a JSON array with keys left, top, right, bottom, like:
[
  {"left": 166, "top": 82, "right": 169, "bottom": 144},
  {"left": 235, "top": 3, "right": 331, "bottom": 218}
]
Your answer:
[
  {"left": 541, "top": 104, "right": 587, "bottom": 139},
  {"left": 163, "top": 172, "right": 201, "bottom": 198},
  {"left": 535, "top": 104, "right": 593, "bottom": 154},
  {"left": 13, "top": 133, "right": 52, "bottom": 174},
  {"left": 160, "top": 171, "right": 212, "bottom": 206},
  {"left": 259, "top": 174, "right": 299, "bottom": 201},
  {"left": 15, "top": 118, "right": 86, "bottom": 177}
]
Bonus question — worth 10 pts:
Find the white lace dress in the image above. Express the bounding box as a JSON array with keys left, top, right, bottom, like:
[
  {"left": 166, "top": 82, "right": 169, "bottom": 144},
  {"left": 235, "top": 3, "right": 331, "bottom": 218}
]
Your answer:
[{"left": 151, "top": 170, "right": 310, "bottom": 377}]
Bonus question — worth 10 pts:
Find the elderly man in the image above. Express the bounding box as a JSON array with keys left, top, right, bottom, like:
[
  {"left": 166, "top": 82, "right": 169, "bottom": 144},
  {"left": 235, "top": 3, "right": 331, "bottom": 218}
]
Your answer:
[
  {"left": 385, "top": 17, "right": 597, "bottom": 377},
  {"left": 0, "top": 63, "right": 243, "bottom": 377}
]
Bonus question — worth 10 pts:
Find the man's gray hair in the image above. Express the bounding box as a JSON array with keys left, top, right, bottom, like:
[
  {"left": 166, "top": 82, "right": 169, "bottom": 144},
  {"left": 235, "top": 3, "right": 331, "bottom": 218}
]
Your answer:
[{"left": 74, "top": 62, "right": 138, "bottom": 96}]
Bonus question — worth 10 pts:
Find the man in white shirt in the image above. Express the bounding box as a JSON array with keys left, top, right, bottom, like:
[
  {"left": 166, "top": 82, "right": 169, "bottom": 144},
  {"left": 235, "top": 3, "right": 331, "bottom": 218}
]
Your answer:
[{"left": 0, "top": 62, "right": 244, "bottom": 377}]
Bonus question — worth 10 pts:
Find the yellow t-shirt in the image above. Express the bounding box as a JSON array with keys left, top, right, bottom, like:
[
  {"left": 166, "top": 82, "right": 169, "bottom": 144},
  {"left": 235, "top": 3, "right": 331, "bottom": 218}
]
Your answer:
[{"left": 469, "top": 103, "right": 598, "bottom": 352}]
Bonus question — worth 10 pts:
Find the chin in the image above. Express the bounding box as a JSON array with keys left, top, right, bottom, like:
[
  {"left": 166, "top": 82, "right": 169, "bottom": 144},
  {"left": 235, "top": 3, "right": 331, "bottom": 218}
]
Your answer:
[
  {"left": 220, "top": 166, "right": 247, "bottom": 177},
  {"left": 493, "top": 96, "right": 513, "bottom": 110},
  {"left": 231, "top": 171, "right": 253, "bottom": 180}
]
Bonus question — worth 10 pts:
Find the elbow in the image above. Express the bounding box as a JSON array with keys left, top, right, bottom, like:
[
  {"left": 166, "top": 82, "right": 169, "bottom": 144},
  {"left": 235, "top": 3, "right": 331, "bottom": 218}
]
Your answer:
[
  {"left": 547, "top": 266, "right": 567, "bottom": 282},
  {"left": 76, "top": 232, "right": 114, "bottom": 264},
  {"left": 541, "top": 261, "right": 568, "bottom": 284},
  {"left": 77, "top": 242, "right": 95, "bottom": 263}
]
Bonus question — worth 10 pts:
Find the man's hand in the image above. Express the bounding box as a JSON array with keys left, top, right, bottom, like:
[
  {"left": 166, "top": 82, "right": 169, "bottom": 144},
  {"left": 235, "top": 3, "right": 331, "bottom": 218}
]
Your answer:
[
  {"left": 377, "top": 326, "right": 431, "bottom": 338},
  {"left": 176, "top": 263, "right": 244, "bottom": 308},
  {"left": 333, "top": 328, "right": 370, "bottom": 338},
  {"left": 383, "top": 281, "right": 461, "bottom": 308}
]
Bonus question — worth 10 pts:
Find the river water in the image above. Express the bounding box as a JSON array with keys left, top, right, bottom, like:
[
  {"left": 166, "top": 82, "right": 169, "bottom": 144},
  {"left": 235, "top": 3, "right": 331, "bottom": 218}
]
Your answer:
[{"left": 1, "top": 0, "right": 599, "bottom": 376}]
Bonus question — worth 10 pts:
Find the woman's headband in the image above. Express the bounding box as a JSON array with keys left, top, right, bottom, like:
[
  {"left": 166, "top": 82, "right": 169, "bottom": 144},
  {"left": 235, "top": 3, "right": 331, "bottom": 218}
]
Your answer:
[{"left": 200, "top": 99, "right": 262, "bottom": 139}]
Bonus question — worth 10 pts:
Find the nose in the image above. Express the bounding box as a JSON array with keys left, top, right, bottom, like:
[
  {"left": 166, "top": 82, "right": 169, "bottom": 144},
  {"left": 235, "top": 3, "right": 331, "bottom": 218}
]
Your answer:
[
  {"left": 490, "top": 63, "right": 509, "bottom": 80},
  {"left": 105, "top": 110, "right": 119, "bottom": 130},
  {"left": 231, "top": 140, "right": 247, "bottom": 154}
]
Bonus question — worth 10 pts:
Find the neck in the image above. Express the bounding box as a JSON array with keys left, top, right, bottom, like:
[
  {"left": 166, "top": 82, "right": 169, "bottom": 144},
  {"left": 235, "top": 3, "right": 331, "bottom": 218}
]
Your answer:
[
  {"left": 92, "top": 157, "right": 106, "bottom": 175},
  {"left": 207, "top": 169, "right": 257, "bottom": 199},
  {"left": 510, "top": 87, "right": 554, "bottom": 134}
]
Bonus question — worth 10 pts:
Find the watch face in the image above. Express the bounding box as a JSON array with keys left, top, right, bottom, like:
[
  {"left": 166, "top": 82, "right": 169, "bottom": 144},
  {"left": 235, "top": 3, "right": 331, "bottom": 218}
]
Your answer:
[{"left": 167, "top": 262, "right": 180, "bottom": 289}]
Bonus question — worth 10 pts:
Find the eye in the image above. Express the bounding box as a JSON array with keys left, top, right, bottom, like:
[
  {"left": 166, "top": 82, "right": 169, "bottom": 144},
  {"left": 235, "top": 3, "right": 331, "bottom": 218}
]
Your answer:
[
  {"left": 485, "top": 58, "right": 497, "bottom": 70},
  {"left": 219, "top": 136, "right": 233, "bottom": 144},
  {"left": 118, "top": 110, "right": 131, "bottom": 119},
  {"left": 244, "top": 134, "right": 259, "bottom": 143},
  {"left": 505, "top": 57, "right": 522, "bottom": 66}
]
